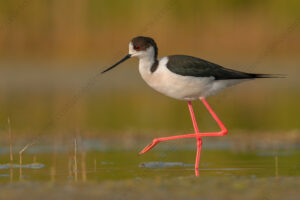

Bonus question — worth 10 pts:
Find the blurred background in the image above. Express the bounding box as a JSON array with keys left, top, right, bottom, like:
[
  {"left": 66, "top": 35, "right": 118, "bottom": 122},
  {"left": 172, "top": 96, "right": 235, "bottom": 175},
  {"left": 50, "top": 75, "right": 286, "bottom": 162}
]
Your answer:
[{"left": 0, "top": 0, "right": 299, "bottom": 138}]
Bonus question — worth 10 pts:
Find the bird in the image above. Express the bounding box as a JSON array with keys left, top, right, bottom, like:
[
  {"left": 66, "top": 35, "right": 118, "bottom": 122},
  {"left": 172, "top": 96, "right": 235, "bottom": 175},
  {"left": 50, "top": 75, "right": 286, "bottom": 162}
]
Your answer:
[{"left": 101, "top": 36, "right": 282, "bottom": 176}]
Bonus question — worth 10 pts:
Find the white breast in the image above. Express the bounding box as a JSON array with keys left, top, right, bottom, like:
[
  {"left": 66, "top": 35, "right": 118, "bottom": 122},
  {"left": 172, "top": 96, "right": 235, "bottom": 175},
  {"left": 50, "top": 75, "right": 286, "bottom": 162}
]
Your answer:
[{"left": 139, "top": 57, "right": 219, "bottom": 100}]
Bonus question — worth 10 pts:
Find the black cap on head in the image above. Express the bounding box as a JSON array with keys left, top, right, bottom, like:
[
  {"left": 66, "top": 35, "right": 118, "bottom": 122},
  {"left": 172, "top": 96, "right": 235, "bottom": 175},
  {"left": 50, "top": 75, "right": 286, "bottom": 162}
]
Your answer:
[{"left": 131, "top": 36, "right": 158, "bottom": 59}]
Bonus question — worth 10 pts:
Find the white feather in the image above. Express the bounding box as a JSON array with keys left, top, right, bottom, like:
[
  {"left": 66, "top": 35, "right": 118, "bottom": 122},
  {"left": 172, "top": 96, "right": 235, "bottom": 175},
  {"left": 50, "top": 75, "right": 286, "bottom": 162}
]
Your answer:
[{"left": 131, "top": 42, "right": 249, "bottom": 101}]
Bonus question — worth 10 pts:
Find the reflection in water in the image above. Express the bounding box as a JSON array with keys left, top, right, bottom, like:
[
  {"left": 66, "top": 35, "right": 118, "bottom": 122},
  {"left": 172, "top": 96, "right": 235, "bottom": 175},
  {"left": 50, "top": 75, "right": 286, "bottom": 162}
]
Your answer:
[
  {"left": 139, "top": 161, "right": 194, "bottom": 168},
  {"left": 0, "top": 164, "right": 44, "bottom": 169},
  {"left": 195, "top": 168, "right": 199, "bottom": 176},
  {"left": 0, "top": 142, "right": 299, "bottom": 182}
]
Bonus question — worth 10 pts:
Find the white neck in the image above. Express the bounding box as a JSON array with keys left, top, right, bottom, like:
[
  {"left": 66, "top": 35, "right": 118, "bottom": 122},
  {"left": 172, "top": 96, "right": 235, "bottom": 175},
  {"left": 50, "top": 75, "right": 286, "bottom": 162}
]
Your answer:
[
  {"left": 137, "top": 46, "right": 156, "bottom": 75},
  {"left": 139, "top": 55, "right": 155, "bottom": 73}
]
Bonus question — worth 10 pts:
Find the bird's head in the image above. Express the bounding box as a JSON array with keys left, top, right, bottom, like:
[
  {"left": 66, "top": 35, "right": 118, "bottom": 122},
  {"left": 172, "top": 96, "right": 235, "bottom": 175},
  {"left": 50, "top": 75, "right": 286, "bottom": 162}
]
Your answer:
[
  {"left": 129, "top": 36, "right": 158, "bottom": 59},
  {"left": 102, "top": 36, "right": 158, "bottom": 73}
]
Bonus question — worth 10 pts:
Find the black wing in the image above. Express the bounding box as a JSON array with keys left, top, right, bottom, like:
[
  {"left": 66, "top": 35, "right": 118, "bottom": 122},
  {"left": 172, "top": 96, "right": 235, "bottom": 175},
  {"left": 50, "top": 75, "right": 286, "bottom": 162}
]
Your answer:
[{"left": 166, "top": 55, "right": 258, "bottom": 80}]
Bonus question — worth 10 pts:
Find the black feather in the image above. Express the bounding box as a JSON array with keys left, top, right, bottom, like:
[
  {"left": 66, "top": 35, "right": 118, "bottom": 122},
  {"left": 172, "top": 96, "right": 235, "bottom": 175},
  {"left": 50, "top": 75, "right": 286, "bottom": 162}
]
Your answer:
[{"left": 166, "top": 55, "right": 284, "bottom": 80}]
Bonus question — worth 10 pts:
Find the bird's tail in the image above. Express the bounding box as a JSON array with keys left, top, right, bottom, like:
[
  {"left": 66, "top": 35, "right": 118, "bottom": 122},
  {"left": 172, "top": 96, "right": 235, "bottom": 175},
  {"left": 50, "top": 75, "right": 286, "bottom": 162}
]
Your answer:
[{"left": 251, "top": 74, "right": 287, "bottom": 78}]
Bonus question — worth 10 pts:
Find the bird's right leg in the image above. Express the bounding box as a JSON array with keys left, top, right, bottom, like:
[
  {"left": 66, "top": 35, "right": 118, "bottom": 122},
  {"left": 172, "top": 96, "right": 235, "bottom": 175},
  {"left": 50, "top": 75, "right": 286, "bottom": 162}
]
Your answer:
[{"left": 187, "top": 101, "right": 203, "bottom": 174}]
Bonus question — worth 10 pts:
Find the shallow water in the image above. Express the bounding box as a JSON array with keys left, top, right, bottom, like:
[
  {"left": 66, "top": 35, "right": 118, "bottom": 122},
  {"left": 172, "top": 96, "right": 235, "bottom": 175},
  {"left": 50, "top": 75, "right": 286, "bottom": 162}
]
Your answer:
[{"left": 0, "top": 147, "right": 299, "bottom": 183}]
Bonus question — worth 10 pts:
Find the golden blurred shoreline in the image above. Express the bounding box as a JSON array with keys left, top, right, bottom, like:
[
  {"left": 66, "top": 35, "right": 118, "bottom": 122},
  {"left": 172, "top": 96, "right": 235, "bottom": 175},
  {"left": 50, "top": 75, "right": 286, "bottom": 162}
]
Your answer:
[
  {"left": 0, "top": 0, "right": 299, "bottom": 135},
  {"left": 0, "top": 0, "right": 299, "bottom": 61}
]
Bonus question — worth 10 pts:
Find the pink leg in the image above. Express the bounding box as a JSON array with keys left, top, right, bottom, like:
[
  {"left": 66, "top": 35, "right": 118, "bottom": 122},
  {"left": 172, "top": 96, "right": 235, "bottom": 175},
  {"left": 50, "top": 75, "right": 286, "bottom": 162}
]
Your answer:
[
  {"left": 139, "top": 98, "right": 227, "bottom": 176},
  {"left": 139, "top": 133, "right": 198, "bottom": 154},
  {"left": 194, "top": 137, "right": 202, "bottom": 176},
  {"left": 187, "top": 101, "right": 200, "bottom": 134},
  {"left": 187, "top": 101, "right": 202, "bottom": 175},
  {"left": 197, "top": 98, "right": 228, "bottom": 137},
  {"left": 139, "top": 101, "right": 201, "bottom": 155}
]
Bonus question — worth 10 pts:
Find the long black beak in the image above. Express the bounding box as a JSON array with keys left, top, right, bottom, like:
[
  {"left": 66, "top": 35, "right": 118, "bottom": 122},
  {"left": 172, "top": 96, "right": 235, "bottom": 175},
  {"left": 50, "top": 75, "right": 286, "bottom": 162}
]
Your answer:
[{"left": 101, "top": 54, "right": 132, "bottom": 74}]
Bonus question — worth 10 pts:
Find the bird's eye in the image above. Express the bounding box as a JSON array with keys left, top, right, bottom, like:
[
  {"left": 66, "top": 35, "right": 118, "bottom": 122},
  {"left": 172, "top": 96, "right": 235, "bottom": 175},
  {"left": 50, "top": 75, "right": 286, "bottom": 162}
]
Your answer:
[{"left": 134, "top": 45, "right": 140, "bottom": 50}]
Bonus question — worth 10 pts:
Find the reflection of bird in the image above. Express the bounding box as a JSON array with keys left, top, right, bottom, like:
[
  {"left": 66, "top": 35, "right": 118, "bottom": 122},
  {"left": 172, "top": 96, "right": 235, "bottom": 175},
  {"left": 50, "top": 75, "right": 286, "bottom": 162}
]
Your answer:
[{"left": 102, "top": 36, "right": 282, "bottom": 176}]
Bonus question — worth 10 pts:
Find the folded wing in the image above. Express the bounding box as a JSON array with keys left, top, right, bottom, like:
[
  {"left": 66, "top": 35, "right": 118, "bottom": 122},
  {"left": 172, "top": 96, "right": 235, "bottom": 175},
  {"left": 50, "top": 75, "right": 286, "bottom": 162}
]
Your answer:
[{"left": 166, "top": 55, "right": 277, "bottom": 80}]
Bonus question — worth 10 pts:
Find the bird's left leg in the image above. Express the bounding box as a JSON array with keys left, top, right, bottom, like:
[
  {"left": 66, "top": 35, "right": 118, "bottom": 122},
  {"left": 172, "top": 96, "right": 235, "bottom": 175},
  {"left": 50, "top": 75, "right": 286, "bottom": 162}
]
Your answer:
[
  {"left": 139, "top": 133, "right": 197, "bottom": 154},
  {"left": 196, "top": 98, "right": 228, "bottom": 137},
  {"left": 139, "top": 101, "right": 202, "bottom": 155}
]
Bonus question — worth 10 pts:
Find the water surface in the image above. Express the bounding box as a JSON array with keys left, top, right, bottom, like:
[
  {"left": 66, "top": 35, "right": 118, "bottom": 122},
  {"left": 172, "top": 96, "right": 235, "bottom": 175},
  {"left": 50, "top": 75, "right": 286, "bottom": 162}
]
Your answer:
[{"left": 0, "top": 146, "right": 298, "bottom": 182}]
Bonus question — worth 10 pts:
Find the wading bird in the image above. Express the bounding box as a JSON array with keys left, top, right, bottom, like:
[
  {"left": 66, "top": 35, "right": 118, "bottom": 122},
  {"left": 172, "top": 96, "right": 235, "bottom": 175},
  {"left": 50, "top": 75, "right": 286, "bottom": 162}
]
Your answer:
[{"left": 102, "top": 36, "right": 280, "bottom": 176}]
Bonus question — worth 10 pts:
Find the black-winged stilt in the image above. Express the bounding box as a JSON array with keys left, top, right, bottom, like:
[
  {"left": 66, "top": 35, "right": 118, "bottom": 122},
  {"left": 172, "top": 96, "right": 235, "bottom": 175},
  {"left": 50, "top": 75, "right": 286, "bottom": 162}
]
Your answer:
[{"left": 102, "top": 36, "right": 281, "bottom": 176}]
